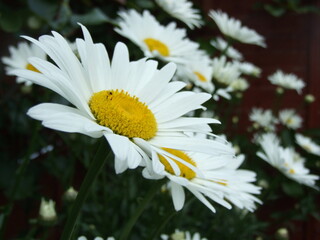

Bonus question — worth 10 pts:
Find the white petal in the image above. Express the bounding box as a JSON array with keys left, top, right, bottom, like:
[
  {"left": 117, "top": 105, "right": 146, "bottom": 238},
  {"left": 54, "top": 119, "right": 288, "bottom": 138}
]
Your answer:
[{"left": 170, "top": 182, "right": 185, "bottom": 211}]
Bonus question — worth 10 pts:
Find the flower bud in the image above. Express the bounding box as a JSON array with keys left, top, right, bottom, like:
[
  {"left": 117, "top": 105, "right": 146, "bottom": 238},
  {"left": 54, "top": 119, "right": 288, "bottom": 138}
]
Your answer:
[
  {"left": 64, "top": 186, "right": 78, "bottom": 202},
  {"left": 276, "top": 87, "right": 284, "bottom": 95},
  {"left": 304, "top": 94, "right": 315, "bottom": 103},
  {"left": 39, "top": 198, "right": 57, "bottom": 224}
]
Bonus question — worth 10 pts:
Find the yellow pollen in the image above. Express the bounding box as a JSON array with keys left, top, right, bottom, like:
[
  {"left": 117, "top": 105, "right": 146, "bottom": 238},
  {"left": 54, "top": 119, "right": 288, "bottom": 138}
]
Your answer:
[
  {"left": 213, "top": 180, "right": 228, "bottom": 186},
  {"left": 289, "top": 168, "right": 295, "bottom": 174},
  {"left": 194, "top": 71, "right": 207, "bottom": 82},
  {"left": 144, "top": 38, "right": 170, "bottom": 56},
  {"left": 159, "top": 148, "right": 196, "bottom": 180},
  {"left": 89, "top": 90, "right": 157, "bottom": 140},
  {"left": 26, "top": 63, "right": 41, "bottom": 73}
]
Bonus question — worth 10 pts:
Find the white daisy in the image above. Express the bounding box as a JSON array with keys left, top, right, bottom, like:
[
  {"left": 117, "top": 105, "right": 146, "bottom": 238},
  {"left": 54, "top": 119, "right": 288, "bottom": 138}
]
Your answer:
[
  {"left": 13, "top": 25, "right": 226, "bottom": 174},
  {"left": 141, "top": 142, "right": 261, "bottom": 213},
  {"left": 161, "top": 229, "right": 208, "bottom": 240},
  {"left": 234, "top": 61, "right": 261, "bottom": 77},
  {"left": 155, "top": 0, "right": 203, "bottom": 29},
  {"left": 249, "top": 108, "right": 278, "bottom": 131},
  {"left": 115, "top": 9, "right": 199, "bottom": 64},
  {"left": 278, "top": 109, "right": 302, "bottom": 129},
  {"left": 268, "top": 70, "right": 305, "bottom": 94},
  {"left": 212, "top": 56, "right": 241, "bottom": 86},
  {"left": 176, "top": 52, "right": 214, "bottom": 92},
  {"left": 230, "top": 77, "right": 249, "bottom": 91},
  {"left": 257, "top": 133, "right": 319, "bottom": 188},
  {"left": 295, "top": 134, "right": 320, "bottom": 156},
  {"left": 208, "top": 10, "right": 266, "bottom": 47},
  {"left": 210, "top": 37, "right": 243, "bottom": 60},
  {"left": 2, "top": 42, "right": 46, "bottom": 85}
]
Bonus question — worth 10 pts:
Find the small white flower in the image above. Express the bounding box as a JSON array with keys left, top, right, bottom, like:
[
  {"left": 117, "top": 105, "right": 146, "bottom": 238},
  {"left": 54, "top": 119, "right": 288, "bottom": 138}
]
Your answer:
[
  {"left": 279, "top": 109, "right": 302, "bottom": 129},
  {"left": 212, "top": 56, "right": 241, "bottom": 86},
  {"left": 234, "top": 61, "right": 261, "bottom": 77},
  {"left": 257, "top": 133, "right": 319, "bottom": 188},
  {"left": 249, "top": 108, "right": 278, "bottom": 131},
  {"left": 39, "top": 198, "right": 57, "bottom": 222},
  {"left": 230, "top": 77, "right": 249, "bottom": 91},
  {"left": 161, "top": 229, "right": 208, "bottom": 240},
  {"left": 268, "top": 70, "right": 305, "bottom": 94},
  {"left": 210, "top": 37, "right": 243, "bottom": 60},
  {"left": 155, "top": 0, "right": 203, "bottom": 29},
  {"left": 115, "top": 9, "right": 199, "bottom": 64},
  {"left": 208, "top": 10, "right": 266, "bottom": 47},
  {"left": 295, "top": 134, "right": 320, "bottom": 156},
  {"left": 2, "top": 42, "right": 46, "bottom": 85}
]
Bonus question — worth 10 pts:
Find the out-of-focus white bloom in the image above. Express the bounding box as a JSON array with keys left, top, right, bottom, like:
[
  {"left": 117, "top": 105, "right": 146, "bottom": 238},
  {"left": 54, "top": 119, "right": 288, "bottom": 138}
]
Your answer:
[
  {"left": 176, "top": 52, "right": 214, "bottom": 92},
  {"left": 115, "top": 9, "right": 199, "bottom": 64},
  {"left": 275, "top": 228, "right": 289, "bottom": 240},
  {"left": 210, "top": 37, "right": 243, "bottom": 60},
  {"left": 64, "top": 186, "right": 78, "bottom": 201},
  {"left": 257, "top": 133, "right": 319, "bottom": 188},
  {"left": 268, "top": 70, "right": 305, "bottom": 94},
  {"left": 230, "top": 77, "right": 249, "bottom": 91},
  {"left": 142, "top": 141, "right": 261, "bottom": 213},
  {"left": 279, "top": 109, "right": 302, "bottom": 129},
  {"left": 234, "top": 61, "right": 261, "bottom": 77},
  {"left": 155, "top": 0, "right": 203, "bottom": 29},
  {"left": 78, "top": 237, "right": 115, "bottom": 240},
  {"left": 161, "top": 229, "right": 208, "bottom": 240},
  {"left": 249, "top": 108, "right": 278, "bottom": 131},
  {"left": 2, "top": 42, "right": 46, "bottom": 85},
  {"left": 212, "top": 56, "right": 241, "bottom": 86},
  {"left": 208, "top": 10, "right": 266, "bottom": 47},
  {"left": 295, "top": 134, "right": 320, "bottom": 156},
  {"left": 304, "top": 94, "right": 315, "bottom": 103},
  {"left": 213, "top": 86, "right": 233, "bottom": 101},
  {"left": 39, "top": 198, "right": 57, "bottom": 222}
]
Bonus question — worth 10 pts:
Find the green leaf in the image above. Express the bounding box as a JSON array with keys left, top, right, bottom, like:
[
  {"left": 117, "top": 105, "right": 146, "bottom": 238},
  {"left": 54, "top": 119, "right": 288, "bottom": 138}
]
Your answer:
[
  {"left": 0, "top": 10, "right": 23, "bottom": 32},
  {"left": 71, "top": 8, "right": 111, "bottom": 26},
  {"left": 264, "top": 4, "right": 286, "bottom": 17},
  {"left": 27, "top": 0, "right": 59, "bottom": 22},
  {"left": 282, "top": 181, "right": 304, "bottom": 198}
]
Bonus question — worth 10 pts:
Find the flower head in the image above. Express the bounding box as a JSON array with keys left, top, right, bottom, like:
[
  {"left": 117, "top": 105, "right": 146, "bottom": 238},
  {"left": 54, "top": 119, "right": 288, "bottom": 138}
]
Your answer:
[
  {"left": 268, "top": 70, "right": 305, "bottom": 94},
  {"left": 295, "top": 134, "right": 320, "bottom": 156},
  {"left": 155, "top": 0, "right": 203, "bottom": 29},
  {"left": 208, "top": 10, "right": 266, "bottom": 47},
  {"left": 13, "top": 25, "right": 224, "bottom": 174},
  {"left": 279, "top": 109, "right": 302, "bottom": 129},
  {"left": 257, "top": 133, "right": 319, "bottom": 188},
  {"left": 249, "top": 108, "right": 278, "bottom": 131},
  {"left": 161, "top": 229, "right": 208, "bottom": 240},
  {"left": 115, "top": 10, "right": 199, "bottom": 64},
  {"left": 2, "top": 42, "right": 46, "bottom": 85},
  {"left": 210, "top": 37, "right": 243, "bottom": 60},
  {"left": 39, "top": 198, "right": 57, "bottom": 222}
]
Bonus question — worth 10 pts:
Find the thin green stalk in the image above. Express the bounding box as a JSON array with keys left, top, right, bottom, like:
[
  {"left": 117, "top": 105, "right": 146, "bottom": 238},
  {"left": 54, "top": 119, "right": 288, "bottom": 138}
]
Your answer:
[
  {"left": 61, "top": 141, "right": 112, "bottom": 240},
  {"left": 150, "top": 210, "right": 177, "bottom": 240},
  {"left": 119, "top": 180, "right": 165, "bottom": 240}
]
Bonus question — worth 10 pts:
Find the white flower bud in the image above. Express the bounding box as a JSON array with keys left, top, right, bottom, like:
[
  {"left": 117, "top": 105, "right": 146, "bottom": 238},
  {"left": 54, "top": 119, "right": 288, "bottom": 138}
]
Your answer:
[{"left": 39, "top": 198, "right": 57, "bottom": 223}]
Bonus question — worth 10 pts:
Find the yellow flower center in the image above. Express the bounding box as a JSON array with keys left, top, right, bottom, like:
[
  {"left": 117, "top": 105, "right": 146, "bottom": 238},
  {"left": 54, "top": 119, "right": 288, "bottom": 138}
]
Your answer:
[
  {"left": 26, "top": 63, "right": 41, "bottom": 73},
  {"left": 289, "top": 168, "right": 295, "bottom": 174},
  {"left": 194, "top": 71, "right": 207, "bottom": 82},
  {"left": 144, "top": 38, "right": 170, "bottom": 56},
  {"left": 89, "top": 90, "right": 157, "bottom": 140},
  {"left": 159, "top": 148, "right": 196, "bottom": 180}
]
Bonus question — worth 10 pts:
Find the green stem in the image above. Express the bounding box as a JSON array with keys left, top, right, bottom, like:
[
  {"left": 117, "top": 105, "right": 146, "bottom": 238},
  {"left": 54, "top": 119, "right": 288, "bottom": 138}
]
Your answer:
[
  {"left": 119, "top": 180, "right": 165, "bottom": 240},
  {"left": 60, "top": 140, "right": 112, "bottom": 240},
  {"left": 150, "top": 210, "right": 177, "bottom": 240}
]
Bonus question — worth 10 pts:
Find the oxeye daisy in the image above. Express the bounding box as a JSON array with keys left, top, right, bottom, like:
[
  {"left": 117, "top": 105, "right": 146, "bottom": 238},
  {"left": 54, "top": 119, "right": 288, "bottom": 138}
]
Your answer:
[
  {"left": 115, "top": 9, "right": 199, "bottom": 64},
  {"left": 257, "top": 133, "right": 319, "bottom": 188},
  {"left": 2, "top": 42, "right": 46, "bottom": 85},
  {"left": 249, "top": 108, "right": 278, "bottom": 131},
  {"left": 278, "top": 109, "right": 303, "bottom": 129},
  {"left": 141, "top": 142, "right": 261, "bottom": 213},
  {"left": 161, "top": 229, "right": 208, "bottom": 240},
  {"left": 268, "top": 70, "right": 305, "bottom": 94},
  {"left": 155, "top": 0, "right": 203, "bottom": 29},
  {"left": 210, "top": 37, "right": 243, "bottom": 60},
  {"left": 13, "top": 25, "right": 223, "bottom": 174},
  {"left": 208, "top": 10, "right": 266, "bottom": 48},
  {"left": 295, "top": 134, "right": 320, "bottom": 156}
]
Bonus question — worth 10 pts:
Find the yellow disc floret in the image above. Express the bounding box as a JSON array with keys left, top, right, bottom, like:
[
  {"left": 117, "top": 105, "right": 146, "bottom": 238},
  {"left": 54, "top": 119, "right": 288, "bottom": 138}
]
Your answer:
[
  {"left": 144, "top": 38, "right": 170, "bottom": 57},
  {"left": 89, "top": 90, "right": 157, "bottom": 140},
  {"left": 194, "top": 71, "right": 207, "bottom": 82},
  {"left": 26, "top": 63, "right": 41, "bottom": 73},
  {"left": 159, "top": 148, "right": 197, "bottom": 180}
]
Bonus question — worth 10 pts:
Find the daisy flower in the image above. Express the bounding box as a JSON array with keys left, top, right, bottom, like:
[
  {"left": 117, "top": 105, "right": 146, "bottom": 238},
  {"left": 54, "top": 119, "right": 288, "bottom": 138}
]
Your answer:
[
  {"left": 115, "top": 9, "right": 199, "bottom": 64},
  {"left": 141, "top": 142, "right": 261, "bottom": 213},
  {"left": 212, "top": 56, "right": 241, "bottom": 86},
  {"left": 13, "top": 25, "right": 227, "bottom": 174},
  {"left": 176, "top": 52, "right": 214, "bottom": 92},
  {"left": 2, "top": 42, "right": 46, "bottom": 85},
  {"left": 268, "top": 70, "right": 305, "bottom": 94},
  {"left": 249, "top": 108, "right": 278, "bottom": 131},
  {"left": 155, "top": 0, "right": 203, "bottom": 29},
  {"left": 278, "top": 109, "right": 303, "bottom": 129},
  {"left": 230, "top": 77, "right": 249, "bottom": 92},
  {"left": 234, "top": 61, "right": 261, "bottom": 77},
  {"left": 161, "top": 229, "right": 208, "bottom": 240},
  {"left": 257, "top": 133, "right": 319, "bottom": 188},
  {"left": 295, "top": 134, "right": 320, "bottom": 156},
  {"left": 208, "top": 10, "right": 266, "bottom": 48},
  {"left": 210, "top": 37, "right": 243, "bottom": 60}
]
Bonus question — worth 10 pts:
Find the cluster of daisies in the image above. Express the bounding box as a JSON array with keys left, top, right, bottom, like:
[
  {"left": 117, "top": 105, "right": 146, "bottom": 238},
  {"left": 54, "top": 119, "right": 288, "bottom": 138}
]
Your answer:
[{"left": 1, "top": 0, "right": 319, "bottom": 238}]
